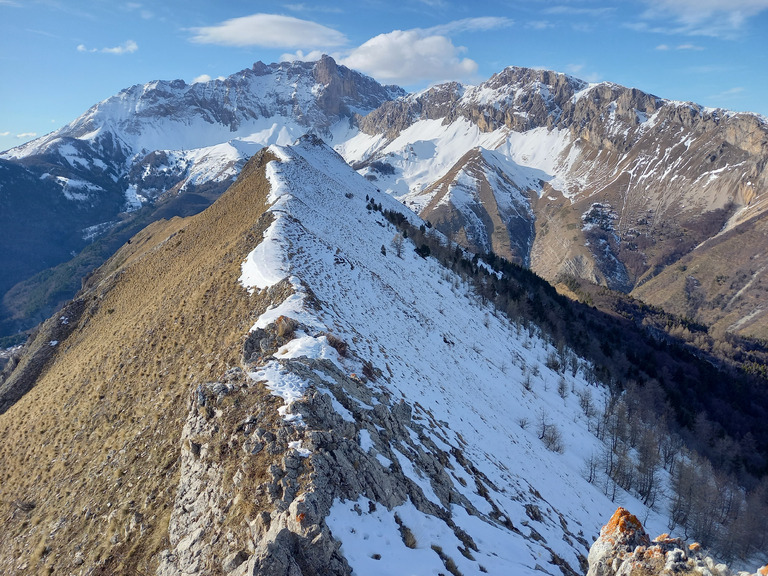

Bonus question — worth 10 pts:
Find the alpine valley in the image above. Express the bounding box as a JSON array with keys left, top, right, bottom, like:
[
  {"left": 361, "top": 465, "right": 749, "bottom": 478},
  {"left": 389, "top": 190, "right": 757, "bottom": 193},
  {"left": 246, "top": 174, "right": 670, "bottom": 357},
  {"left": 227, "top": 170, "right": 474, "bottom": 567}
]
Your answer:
[{"left": 1, "top": 56, "right": 768, "bottom": 576}]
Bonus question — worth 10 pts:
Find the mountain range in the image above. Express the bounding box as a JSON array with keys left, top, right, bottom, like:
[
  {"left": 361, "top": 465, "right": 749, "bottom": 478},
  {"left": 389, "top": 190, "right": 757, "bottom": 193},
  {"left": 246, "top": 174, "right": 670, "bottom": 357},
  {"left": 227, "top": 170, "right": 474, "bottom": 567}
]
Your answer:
[
  {"left": 1, "top": 55, "right": 767, "bottom": 342},
  {"left": 1, "top": 57, "right": 768, "bottom": 574}
]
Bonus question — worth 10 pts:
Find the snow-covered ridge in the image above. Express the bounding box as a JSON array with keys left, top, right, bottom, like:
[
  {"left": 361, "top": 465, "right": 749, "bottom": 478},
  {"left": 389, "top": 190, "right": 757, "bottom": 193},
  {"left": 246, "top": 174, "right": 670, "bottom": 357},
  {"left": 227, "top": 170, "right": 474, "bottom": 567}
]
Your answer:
[
  {"left": 232, "top": 136, "right": 669, "bottom": 575},
  {"left": 0, "top": 57, "right": 402, "bottom": 213}
]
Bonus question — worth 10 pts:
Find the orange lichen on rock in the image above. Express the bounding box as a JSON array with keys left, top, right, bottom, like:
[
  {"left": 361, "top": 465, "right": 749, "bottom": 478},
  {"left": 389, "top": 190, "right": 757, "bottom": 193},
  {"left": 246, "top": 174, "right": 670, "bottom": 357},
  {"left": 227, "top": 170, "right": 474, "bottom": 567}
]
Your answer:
[
  {"left": 602, "top": 507, "right": 647, "bottom": 543},
  {"left": 653, "top": 533, "right": 669, "bottom": 542},
  {"left": 757, "top": 565, "right": 768, "bottom": 576},
  {"left": 688, "top": 542, "right": 701, "bottom": 552}
]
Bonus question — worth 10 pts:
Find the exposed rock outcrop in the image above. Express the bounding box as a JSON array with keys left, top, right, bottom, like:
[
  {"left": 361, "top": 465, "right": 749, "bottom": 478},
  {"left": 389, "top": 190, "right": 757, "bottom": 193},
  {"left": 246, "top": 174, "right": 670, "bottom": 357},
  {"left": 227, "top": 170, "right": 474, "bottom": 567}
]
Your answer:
[{"left": 587, "top": 508, "right": 767, "bottom": 576}]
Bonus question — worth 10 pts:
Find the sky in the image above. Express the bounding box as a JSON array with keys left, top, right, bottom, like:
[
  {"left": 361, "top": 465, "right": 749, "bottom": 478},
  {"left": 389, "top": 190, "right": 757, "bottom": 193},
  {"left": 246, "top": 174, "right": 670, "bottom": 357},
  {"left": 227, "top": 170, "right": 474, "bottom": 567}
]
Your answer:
[{"left": 1, "top": 0, "right": 767, "bottom": 153}]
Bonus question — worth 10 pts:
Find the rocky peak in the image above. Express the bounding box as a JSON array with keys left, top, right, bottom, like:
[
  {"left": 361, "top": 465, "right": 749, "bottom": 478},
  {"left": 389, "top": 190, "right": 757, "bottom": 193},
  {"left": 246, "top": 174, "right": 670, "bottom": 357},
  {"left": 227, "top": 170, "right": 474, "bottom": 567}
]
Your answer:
[
  {"left": 484, "top": 66, "right": 588, "bottom": 103},
  {"left": 312, "top": 54, "right": 406, "bottom": 119}
]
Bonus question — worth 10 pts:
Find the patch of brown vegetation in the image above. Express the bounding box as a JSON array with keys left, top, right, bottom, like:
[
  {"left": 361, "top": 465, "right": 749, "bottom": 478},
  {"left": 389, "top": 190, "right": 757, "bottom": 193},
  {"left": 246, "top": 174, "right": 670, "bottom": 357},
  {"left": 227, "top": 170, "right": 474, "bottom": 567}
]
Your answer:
[{"left": 0, "top": 148, "right": 282, "bottom": 575}]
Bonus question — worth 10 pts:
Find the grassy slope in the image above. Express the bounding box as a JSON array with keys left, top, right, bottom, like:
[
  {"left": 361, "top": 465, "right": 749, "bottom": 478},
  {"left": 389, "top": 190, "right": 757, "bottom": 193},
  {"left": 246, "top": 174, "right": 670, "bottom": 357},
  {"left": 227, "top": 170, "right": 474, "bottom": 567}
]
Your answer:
[{"left": 0, "top": 150, "right": 277, "bottom": 575}]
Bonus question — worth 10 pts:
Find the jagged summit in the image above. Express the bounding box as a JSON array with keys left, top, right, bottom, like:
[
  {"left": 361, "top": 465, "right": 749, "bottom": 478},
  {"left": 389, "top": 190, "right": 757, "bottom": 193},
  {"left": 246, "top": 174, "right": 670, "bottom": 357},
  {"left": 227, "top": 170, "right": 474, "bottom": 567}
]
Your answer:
[
  {"left": 340, "top": 64, "right": 768, "bottom": 335},
  {"left": 5, "top": 56, "right": 404, "bottom": 162}
]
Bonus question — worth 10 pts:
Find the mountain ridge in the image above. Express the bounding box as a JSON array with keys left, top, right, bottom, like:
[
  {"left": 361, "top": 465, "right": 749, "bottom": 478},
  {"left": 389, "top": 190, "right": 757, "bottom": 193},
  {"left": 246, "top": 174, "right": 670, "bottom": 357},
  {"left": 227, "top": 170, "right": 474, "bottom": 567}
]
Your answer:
[
  {"left": 2, "top": 133, "right": 767, "bottom": 574},
  {"left": 2, "top": 56, "right": 768, "bottom": 340},
  {"left": 0, "top": 136, "right": 629, "bottom": 575}
]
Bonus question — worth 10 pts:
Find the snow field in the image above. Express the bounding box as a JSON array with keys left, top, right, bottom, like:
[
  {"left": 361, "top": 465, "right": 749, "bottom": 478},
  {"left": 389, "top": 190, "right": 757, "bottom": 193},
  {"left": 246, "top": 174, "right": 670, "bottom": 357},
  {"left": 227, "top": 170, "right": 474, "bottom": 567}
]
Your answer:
[{"left": 238, "top": 138, "right": 669, "bottom": 575}]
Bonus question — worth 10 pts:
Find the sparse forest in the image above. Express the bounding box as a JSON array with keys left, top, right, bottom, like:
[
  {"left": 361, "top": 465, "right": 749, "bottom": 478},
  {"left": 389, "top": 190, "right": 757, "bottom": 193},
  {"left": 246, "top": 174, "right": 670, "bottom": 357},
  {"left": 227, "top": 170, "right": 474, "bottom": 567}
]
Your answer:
[{"left": 372, "top": 198, "right": 768, "bottom": 562}]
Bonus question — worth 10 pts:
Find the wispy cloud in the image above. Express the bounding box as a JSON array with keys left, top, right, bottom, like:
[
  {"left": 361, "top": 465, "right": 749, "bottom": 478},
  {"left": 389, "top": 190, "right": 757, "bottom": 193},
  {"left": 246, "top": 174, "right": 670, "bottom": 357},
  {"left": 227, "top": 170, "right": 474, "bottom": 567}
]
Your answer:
[
  {"left": 426, "top": 17, "right": 514, "bottom": 35},
  {"left": 640, "top": 0, "right": 768, "bottom": 37},
  {"left": 656, "top": 43, "right": 705, "bottom": 50},
  {"left": 283, "top": 3, "right": 343, "bottom": 13},
  {"left": 544, "top": 6, "right": 615, "bottom": 17},
  {"left": 77, "top": 40, "right": 138, "bottom": 54},
  {"left": 279, "top": 49, "right": 326, "bottom": 63},
  {"left": 25, "top": 28, "right": 61, "bottom": 39},
  {"left": 0, "top": 131, "right": 10, "bottom": 137},
  {"left": 16, "top": 132, "right": 37, "bottom": 139},
  {"left": 188, "top": 14, "right": 347, "bottom": 48},
  {"left": 527, "top": 20, "right": 554, "bottom": 30},
  {"left": 711, "top": 86, "right": 745, "bottom": 99},
  {"left": 564, "top": 63, "right": 601, "bottom": 82},
  {"left": 340, "top": 29, "right": 478, "bottom": 85},
  {"left": 124, "top": 2, "right": 153, "bottom": 19},
  {"left": 708, "top": 86, "right": 747, "bottom": 107}
]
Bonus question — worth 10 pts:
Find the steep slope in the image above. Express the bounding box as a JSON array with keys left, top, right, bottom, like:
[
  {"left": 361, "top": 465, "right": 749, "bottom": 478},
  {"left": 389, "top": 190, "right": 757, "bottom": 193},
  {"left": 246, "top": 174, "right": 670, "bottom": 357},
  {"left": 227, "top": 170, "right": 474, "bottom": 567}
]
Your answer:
[
  {"left": 342, "top": 67, "right": 768, "bottom": 335},
  {"left": 0, "top": 56, "right": 403, "bottom": 340},
  {"left": 0, "top": 145, "right": 280, "bottom": 574},
  {"left": 0, "top": 136, "right": 671, "bottom": 575},
  {"left": 407, "top": 147, "right": 536, "bottom": 265}
]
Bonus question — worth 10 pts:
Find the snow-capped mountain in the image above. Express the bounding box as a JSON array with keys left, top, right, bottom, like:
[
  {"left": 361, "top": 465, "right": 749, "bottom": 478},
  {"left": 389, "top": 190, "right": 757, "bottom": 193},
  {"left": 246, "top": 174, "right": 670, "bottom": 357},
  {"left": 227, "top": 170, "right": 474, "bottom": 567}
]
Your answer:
[
  {"left": 340, "top": 66, "right": 768, "bottom": 335},
  {"left": 4, "top": 55, "right": 403, "bottom": 204},
  {"left": 0, "top": 136, "right": 676, "bottom": 576},
  {"left": 2, "top": 56, "right": 768, "bottom": 341},
  {"left": 0, "top": 56, "right": 403, "bottom": 338}
]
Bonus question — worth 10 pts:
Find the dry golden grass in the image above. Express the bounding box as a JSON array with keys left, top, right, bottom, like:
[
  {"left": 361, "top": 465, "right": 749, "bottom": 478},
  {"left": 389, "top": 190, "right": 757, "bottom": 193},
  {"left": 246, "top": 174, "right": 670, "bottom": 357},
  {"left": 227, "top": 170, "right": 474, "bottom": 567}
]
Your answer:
[
  {"left": 0, "top": 149, "right": 281, "bottom": 575},
  {"left": 632, "top": 212, "right": 768, "bottom": 338}
]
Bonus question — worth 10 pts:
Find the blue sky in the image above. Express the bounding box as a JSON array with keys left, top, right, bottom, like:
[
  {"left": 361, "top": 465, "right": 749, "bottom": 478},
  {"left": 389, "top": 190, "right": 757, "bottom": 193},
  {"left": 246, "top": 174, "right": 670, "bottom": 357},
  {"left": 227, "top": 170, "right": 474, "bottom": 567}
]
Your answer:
[{"left": 1, "top": 0, "right": 767, "bottom": 152}]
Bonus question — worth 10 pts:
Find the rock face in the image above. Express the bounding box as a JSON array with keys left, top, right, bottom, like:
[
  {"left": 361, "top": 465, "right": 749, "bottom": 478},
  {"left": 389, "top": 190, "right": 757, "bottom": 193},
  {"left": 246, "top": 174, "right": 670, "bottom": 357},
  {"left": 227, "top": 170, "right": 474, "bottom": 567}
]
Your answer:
[
  {"left": 345, "top": 66, "right": 768, "bottom": 336},
  {"left": 587, "top": 508, "right": 766, "bottom": 576},
  {"left": 417, "top": 148, "right": 535, "bottom": 265}
]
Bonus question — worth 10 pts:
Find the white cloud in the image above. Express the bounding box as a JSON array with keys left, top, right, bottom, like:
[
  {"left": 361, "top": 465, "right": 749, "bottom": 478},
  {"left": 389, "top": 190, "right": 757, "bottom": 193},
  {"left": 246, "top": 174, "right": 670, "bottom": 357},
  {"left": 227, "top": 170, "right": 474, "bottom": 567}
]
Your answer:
[
  {"left": 103, "top": 40, "right": 138, "bottom": 54},
  {"left": 656, "top": 44, "right": 670, "bottom": 51},
  {"left": 0, "top": 131, "right": 10, "bottom": 137},
  {"left": 124, "top": 2, "right": 153, "bottom": 19},
  {"left": 527, "top": 20, "right": 554, "bottom": 30},
  {"left": 192, "top": 74, "right": 212, "bottom": 84},
  {"left": 284, "top": 3, "right": 343, "bottom": 13},
  {"left": 641, "top": 0, "right": 768, "bottom": 36},
  {"left": 340, "top": 29, "right": 478, "bottom": 85},
  {"left": 77, "top": 40, "right": 138, "bottom": 54},
  {"left": 545, "top": 6, "right": 615, "bottom": 16},
  {"left": 279, "top": 49, "right": 325, "bottom": 63},
  {"left": 337, "top": 18, "right": 513, "bottom": 86},
  {"left": 188, "top": 14, "right": 347, "bottom": 48},
  {"left": 564, "top": 64, "right": 601, "bottom": 82},
  {"left": 712, "top": 86, "right": 746, "bottom": 99},
  {"left": 16, "top": 132, "right": 37, "bottom": 139},
  {"left": 709, "top": 86, "right": 747, "bottom": 106}
]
